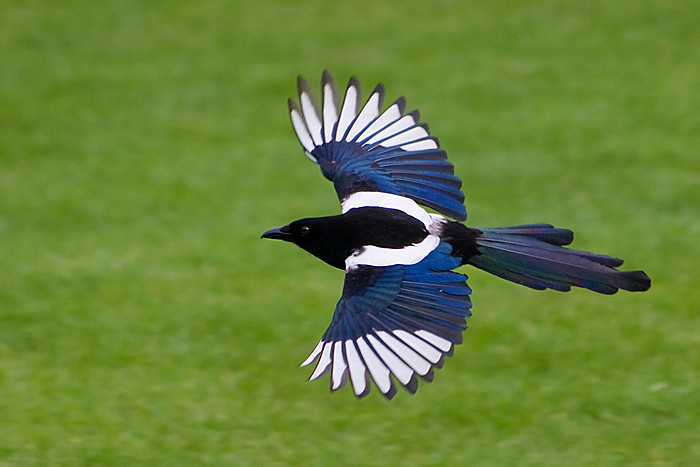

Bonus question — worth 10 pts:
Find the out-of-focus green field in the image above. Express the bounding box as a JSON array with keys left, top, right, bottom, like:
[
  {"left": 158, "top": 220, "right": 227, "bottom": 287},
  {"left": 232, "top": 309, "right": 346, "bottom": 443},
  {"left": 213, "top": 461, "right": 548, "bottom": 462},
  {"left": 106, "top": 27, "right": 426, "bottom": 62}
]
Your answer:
[{"left": 1, "top": 1, "right": 698, "bottom": 465}]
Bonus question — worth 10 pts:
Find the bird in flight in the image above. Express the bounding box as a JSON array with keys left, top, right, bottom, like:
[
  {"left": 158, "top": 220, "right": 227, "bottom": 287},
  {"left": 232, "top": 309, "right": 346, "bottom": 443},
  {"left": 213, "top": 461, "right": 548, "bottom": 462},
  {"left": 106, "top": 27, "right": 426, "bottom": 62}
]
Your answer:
[{"left": 262, "top": 71, "right": 651, "bottom": 399}]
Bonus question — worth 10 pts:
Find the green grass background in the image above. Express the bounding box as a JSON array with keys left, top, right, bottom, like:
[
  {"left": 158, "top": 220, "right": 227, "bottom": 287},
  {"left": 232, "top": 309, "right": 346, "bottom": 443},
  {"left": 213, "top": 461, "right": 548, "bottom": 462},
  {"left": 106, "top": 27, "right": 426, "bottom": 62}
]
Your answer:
[{"left": 1, "top": 0, "right": 698, "bottom": 465}]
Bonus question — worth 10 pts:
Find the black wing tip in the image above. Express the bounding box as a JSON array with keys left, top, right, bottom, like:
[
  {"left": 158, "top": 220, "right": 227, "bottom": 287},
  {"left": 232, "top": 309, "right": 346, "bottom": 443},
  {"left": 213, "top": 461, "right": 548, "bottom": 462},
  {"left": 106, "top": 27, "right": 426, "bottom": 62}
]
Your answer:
[
  {"left": 370, "top": 82, "right": 385, "bottom": 94},
  {"left": 347, "top": 75, "right": 361, "bottom": 90},
  {"left": 321, "top": 71, "right": 340, "bottom": 114},
  {"left": 407, "top": 109, "right": 421, "bottom": 122},
  {"left": 419, "top": 368, "right": 435, "bottom": 382},
  {"left": 297, "top": 75, "right": 315, "bottom": 99},
  {"left": 369, "top": 82, "right": 386, "bottom": 109},
  {"left": 296, "top": 74, "right": 308, "bottom": 93},
  {"left": 329, "top": 371, "right": 350, "bottom": 393},
  {"left": 322, "top": 69, "right": 334, "bottom": 83},
  {"left": 404, "top": 374, "right": 419, "bottom": 394},
  {"left": 322, "top": 70, "right": 338, "bottom": 94},
  {"left": 393, "top": 96, "right": 407, "bottom": 115},
  {"left": 345, "top": 76, "right": 362, "bottom": 109},
  {"left": 380, "top": 383, "right": 398, "bottom": 400}
]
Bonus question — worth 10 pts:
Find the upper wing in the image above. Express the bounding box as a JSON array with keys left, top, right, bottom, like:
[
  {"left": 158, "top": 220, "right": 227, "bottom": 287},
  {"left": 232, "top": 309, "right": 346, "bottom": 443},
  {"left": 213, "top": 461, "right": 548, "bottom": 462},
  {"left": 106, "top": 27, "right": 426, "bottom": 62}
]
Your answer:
[
  {"left": 288, "top": 71, "right": 468, "bottom": 221},
  {"left": 300, "top": 242, "right": 473, "bottom": 399}
]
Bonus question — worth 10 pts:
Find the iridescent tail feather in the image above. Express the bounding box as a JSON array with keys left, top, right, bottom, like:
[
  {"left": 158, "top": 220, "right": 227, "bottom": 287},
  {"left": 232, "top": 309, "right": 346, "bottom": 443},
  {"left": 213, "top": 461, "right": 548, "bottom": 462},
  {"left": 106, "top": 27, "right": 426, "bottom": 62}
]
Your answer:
[{"left": 468, "top": 224, "right": 651, "bottom": 294}]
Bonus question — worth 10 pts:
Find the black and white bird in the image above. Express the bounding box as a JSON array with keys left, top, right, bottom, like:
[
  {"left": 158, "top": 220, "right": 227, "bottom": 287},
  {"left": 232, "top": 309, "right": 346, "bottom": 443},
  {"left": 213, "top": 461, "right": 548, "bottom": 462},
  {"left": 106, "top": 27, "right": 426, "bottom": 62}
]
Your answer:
[{"left": 262, "top": 71, "right": 651, "bottom": 399}]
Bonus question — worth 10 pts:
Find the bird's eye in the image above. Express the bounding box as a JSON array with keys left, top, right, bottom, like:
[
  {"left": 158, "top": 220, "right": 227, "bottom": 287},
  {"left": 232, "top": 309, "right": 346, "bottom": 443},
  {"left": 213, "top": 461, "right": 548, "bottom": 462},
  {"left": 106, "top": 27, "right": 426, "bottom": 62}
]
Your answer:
[{"left": 300, "top": 226, "right": 310, "bottom": 236}]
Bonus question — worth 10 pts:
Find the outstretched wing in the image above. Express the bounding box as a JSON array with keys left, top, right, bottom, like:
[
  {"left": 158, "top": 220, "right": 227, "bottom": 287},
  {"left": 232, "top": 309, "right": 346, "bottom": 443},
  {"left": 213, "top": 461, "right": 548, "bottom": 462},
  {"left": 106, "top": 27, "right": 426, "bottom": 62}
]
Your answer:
[
  {"left": 288, "top": 71, "right": 468, "bottom": 221},
  {"left": 300, "top": 243, "right": 473, "bottom": 399}
]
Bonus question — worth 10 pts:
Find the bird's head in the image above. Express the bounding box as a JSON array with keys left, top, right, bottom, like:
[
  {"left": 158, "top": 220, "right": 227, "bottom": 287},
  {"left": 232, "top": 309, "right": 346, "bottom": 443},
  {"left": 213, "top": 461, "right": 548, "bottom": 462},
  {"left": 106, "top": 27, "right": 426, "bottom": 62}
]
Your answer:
[
  {"left": 261, "top": 219, "right": 311, "bottom": 245},
  {"left": 261, "top": 217, "right": 348, "bottom": 269}
]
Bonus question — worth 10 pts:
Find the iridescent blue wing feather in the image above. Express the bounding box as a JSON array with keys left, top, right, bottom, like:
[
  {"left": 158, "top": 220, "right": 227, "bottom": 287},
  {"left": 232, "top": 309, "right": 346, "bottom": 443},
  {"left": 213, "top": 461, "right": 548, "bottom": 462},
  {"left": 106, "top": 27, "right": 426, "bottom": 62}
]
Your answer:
[
  {"left": 300, "top": 242, "right": 472, "bottom": 399},
  {"left": 289, "top": 71, "right": 468, "bottom": 221}
]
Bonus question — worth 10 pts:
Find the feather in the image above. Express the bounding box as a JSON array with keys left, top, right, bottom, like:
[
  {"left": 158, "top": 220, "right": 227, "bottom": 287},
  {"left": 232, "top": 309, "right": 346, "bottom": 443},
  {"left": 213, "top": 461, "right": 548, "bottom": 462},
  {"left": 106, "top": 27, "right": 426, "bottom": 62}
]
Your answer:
[
  {"left": 469, "top": 226, "right": 651, "bottom": 294},
  {"left": 288, "top": 72, "right": 468, "bottom": 221},
  {"left": 301, "top": 242, "right": 471, "bottom": 398}
]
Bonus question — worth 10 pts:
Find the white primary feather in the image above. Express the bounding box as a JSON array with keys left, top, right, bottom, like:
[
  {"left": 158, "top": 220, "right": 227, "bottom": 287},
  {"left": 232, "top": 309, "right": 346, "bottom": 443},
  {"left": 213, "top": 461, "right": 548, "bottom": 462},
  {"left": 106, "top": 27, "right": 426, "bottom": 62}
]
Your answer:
[
  {"left": 366, "top": 334, "right": 414, "bottom": 385},
  {"left": 331, "top": 341, "right": 348, "bottom": 390},
  {"left": 300, "top": 91, "right": 324, "bottom": 147},
  {"left": 346, "top": 91, "right": 381, "bottom": 141},
  {"left": 322, "top": 82, "right": 338, "bottom": 142},
  {"left": 356, "top": 336, "right": 392, "bottom": 394},
  {"left": 393, "top": 330, "right": 443, "bottom": 364},
  {"left": 335, "top": 84, "right": 359, "bottom": 141},
  {"left": 415, "top": 330, "right": 453, "bottom": 353},
  {"left": 365, "top": 114, "right": 415, "bottom": 146},
  {"left": 301, "top": 340, "right": 324, "bottom": 366},
  {"left": 309, "top": 342, "right": 332, "bottom": 380},
  {"left": 381, "top": 126, "right": 432, "bottom": 149},
  {"left": 344, "top": 340, "right": 367, "bottom": 396},
  {"left": 399, "top": 139, "right": 439, "bottom": 151},
  {"left": 290, "top": 108, "right": 316, "bottom": 156},
  {"left": 356, "top": 102, "right": 403, "bottom": 143},
  {"left": 376, "top": 330, "right": 431, "bottom": 376}
]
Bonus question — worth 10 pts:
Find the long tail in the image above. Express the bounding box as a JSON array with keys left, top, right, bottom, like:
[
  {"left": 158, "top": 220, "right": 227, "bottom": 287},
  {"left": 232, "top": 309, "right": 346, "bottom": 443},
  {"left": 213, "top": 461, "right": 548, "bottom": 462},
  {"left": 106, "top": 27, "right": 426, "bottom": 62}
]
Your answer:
[{"left": 465, "top": 224, "right": 651, "bottom": 294}]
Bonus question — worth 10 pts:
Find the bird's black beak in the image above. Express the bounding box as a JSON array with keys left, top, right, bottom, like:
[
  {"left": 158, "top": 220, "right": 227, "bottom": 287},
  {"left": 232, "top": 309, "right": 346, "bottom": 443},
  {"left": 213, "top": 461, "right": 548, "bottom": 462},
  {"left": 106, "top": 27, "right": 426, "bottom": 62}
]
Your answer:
[{"left": 261, "top": 225, "right": 293, "bottom": 241}]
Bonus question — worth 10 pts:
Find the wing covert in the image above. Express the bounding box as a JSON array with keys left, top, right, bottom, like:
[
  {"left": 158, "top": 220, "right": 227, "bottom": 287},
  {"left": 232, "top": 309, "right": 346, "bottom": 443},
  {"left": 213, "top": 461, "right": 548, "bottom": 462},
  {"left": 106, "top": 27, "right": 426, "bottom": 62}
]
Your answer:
[{"left": 288, "top": 71, "right": 468, "bottom": 221}]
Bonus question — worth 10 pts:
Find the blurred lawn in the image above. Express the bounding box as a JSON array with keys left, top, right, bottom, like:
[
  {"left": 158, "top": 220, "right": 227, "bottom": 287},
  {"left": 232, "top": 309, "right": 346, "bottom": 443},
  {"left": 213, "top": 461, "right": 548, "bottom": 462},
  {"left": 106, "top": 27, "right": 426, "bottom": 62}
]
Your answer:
[{"left": 1, "top": 0, "right": 699, "bottom": 465}]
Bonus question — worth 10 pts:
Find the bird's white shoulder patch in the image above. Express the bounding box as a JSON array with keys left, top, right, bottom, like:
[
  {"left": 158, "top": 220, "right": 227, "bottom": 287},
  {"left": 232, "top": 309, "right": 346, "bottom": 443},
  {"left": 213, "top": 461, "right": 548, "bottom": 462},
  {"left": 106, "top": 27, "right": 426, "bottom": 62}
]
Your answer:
[
  {"left": 345, "top": 234, "right": 440, "bottom": 270},
  {"left": 341, "top": 191, "right": 435, "bottom": 228}
]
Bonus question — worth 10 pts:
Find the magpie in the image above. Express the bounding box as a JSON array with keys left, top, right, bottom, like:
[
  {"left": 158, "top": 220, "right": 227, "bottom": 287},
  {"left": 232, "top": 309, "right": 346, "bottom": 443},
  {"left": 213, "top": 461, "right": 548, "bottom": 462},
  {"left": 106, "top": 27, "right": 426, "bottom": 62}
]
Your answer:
[{"left": 262, "top": 71, "right": 651, "bottom": 399}]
